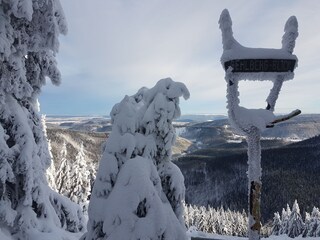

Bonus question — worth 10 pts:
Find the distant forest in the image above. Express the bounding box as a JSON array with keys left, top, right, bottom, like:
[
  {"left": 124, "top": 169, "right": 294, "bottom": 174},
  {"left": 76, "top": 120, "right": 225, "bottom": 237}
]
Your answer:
[{"left": 177, "top": 134, "right": 320, "bottom": 222}]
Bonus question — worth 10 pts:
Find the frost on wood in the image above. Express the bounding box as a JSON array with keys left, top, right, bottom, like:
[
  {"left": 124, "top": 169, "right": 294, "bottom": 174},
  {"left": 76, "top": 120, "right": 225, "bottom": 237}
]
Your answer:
[
  {"left": 0, "top": 1, "right": 83, "bottom": 238},
  {"left": 219, "top": 9, "right": 298, "bottom": 82},
  {"left": 220, "top": 8, "right": 299, "bottom": 133},
  {"left": 219, "top": 8, "right": 299, "bottom": 240},
  {"left": 82, "top": 78, "right": 189, "bottom": 240},
  {"left": 224, "top": 69, "right": 276, "bottom": 135}
]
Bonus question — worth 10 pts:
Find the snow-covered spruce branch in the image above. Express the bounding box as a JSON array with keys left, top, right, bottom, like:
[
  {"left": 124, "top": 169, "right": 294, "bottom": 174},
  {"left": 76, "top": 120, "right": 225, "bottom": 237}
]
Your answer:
[{"left": 0, "top": 1, "right": 84, "bottom": 238}]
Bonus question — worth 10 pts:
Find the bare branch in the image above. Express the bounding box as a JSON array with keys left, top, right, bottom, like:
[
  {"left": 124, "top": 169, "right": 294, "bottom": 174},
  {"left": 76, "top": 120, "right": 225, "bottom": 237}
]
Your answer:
[{"left": 266, "top": 109, "right": 301, "bottom": 128}]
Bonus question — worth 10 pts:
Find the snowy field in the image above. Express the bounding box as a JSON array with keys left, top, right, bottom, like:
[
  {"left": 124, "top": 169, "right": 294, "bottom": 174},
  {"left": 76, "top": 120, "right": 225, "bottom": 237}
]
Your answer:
[
  {"left": 2, "top": 227, "right": 317, "bottom": 240},
  {"left": 187, "top": 229, "right": 318, "bottom": 240}
]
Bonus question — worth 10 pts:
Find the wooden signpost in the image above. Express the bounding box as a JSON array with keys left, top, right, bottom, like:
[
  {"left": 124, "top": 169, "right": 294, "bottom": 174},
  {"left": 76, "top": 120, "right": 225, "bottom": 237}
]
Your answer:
[
  {"left": 224, "top": 59, "right": 296, "bottom": 73},
  {"left": 219, "top": 9, "right": 300, "bottom": 240}
]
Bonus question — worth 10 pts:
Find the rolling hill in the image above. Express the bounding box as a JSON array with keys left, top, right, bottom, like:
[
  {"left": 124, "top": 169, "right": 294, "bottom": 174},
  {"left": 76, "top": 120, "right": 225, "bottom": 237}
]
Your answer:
[{"left": 46, "top": 114, "right": 320, "bottom": 222}]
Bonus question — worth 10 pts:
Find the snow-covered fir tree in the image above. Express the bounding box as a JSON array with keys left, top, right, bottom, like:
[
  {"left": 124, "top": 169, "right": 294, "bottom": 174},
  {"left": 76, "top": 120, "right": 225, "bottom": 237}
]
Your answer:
[
  {"left": 46, "top": 139, "right": 57, "bottom": 190},
  {"left": 271, "top": 212, "right": 281, "bottom": 236},
  {"left": 207, "top": 207, "right": 217, "bottom": 234},
  {"left": 55, "top": 141, "right": 71, "bottom": 195},
  {"left": 185, "top": 202, "right": 320, "bottom": 238},
  {"left": 82, "top": 78, "right": 190, "bottom": 240},
  {"left": 184, "top": 204, "right": 248, "bottom": 237},
  {"left": 0, "top": 1, "right": 84, "bottom": 238},
  {"left": 280, "top": 204, "right": 291, "bottom": 235},
  {"left": 306, "top": 207, "right": 320, "bottom": 237},
  {"left": 269, "top": 202, "right": 320, "bottom": 238},
  {"left": 184, "top": 203, "right": 195, "bottom": 230},
  {"left": 287, "top": 200, "right": 304, "bottom": 238},
  {"left": 69, "top": 142, "right": 90, "bottom": 211},
  {"left": 87, "top": 161, "right": 97, "bottom": 200},
  {"left": 197, "top": 206, "right": 209, "bottom": 232},
  {"left": 42, "top": 115, "right": 57, "bottom": 190},
  {"left": 302, "top": 212, "right": 311, "bottom": 237}
]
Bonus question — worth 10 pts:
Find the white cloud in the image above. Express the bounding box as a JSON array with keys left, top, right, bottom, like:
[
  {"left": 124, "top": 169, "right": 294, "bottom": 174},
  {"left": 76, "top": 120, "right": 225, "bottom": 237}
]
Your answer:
[{"left": 41, "top": 0, "right": 320, "bottom": 115}]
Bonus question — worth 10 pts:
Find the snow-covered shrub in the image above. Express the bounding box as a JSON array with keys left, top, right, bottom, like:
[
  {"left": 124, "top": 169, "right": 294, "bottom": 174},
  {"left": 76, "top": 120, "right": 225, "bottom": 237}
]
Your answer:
[
  {"left": 82, "top": 78, "right": 190, "bottom": 240},
  {"left": 0, "top": 1, "right": 84, "bottom": 238}
]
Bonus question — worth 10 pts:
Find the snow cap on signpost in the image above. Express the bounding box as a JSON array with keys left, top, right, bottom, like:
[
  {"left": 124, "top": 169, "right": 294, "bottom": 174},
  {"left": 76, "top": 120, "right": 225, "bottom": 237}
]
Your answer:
[
  {"left": 219, "top": 9, "right": 300, "bottom": 134},
  {"left": 219, "top": 8, "right": 298, "bottom": 82}
]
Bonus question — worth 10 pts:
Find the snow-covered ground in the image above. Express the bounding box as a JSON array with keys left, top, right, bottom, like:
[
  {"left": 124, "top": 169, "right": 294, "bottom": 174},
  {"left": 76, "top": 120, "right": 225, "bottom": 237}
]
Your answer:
[
  {"left": 2, "top": 226, "right": 318, "bottom": 240},
  {"left": 0, "top": 227, "right": 84, "bottom": 240},
  {"left": 187, "top": 229, "right": 317, "bottom": 240}
]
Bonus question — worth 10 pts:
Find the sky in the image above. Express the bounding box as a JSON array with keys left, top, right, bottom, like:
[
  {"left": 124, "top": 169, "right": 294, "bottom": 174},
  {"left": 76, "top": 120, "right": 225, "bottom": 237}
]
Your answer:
[{"left": 39, "top": 0, "right": 320, "bottom": 116}]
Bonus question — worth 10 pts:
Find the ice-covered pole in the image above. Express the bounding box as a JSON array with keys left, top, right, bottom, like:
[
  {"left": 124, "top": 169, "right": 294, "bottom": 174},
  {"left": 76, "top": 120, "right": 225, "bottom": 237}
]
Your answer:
[
  {"left": 225, "top": 67, "right": 262, "bottom": 239},
  {"left": 225, "top": 69, "right": 263, "bottom": 239}
]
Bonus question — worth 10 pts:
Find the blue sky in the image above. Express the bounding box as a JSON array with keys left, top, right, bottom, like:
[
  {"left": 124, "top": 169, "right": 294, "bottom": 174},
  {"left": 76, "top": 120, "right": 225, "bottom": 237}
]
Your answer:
[{"left": 40, "top": 0, "right": 320, "bottom": 116}]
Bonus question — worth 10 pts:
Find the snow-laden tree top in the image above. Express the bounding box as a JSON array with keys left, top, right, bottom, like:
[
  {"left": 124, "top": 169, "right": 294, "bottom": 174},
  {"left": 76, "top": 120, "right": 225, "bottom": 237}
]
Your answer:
[
  {"left": 219, "top": 9, "right": 298, "bottom": 81},
  {"left": 110, "top": 77, "right": 189, "bottom": 134}
]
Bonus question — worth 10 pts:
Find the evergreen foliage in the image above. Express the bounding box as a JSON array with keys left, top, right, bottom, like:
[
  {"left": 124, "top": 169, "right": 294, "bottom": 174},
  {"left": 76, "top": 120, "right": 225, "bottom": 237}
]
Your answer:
[
  {"left": 0, "top": 1, "right": 84, "bottom": 237},
  {"left": 69, "top": 142, "right": 90, "bottom": 211},
  {"left": 280, "top": 204, "right": 291, "bottom": 235},
  {"left": 287, "top": 200, "right": 304, "bottom": 238},
  {"left": 184, "top": 200, "right": 320, "bottom": 238},
  {"left": 271, "top": 212, "right": 281, "bottom": 235},
  {"left": 55, "top": 141, "right": 71, "bottom": 196},
  {"left": 184, "top": 204, "right": 248, "bottom": 237},
  {"left": 270, "top": 201, "right": 320, "bottom": 238},
  {"left": 178, "top": 134, "right": 320, "bottom": 222},
  {"left": 306, "top": 207, "right": 320, "bottom": 237},
  {"left": 82, "top": 78, "right": 190, "bottom": 240}
]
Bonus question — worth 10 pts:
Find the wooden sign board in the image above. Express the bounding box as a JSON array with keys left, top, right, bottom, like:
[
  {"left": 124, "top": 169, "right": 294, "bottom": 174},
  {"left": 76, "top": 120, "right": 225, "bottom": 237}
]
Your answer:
[{"left": 224, "top": 59, "right": 296, "bottom": 73}]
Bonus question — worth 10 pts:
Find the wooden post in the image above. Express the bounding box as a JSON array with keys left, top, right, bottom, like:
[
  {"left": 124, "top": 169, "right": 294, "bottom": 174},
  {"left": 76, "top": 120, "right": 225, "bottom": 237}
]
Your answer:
[{"left": 247, "top": 127, "right": 262, "bottom": 240}]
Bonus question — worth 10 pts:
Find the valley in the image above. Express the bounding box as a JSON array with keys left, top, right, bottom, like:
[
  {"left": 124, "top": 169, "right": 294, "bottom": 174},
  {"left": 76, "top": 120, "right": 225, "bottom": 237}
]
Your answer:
[{"left": 47, "top": 114, "right": 320, "bottom": 223}]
